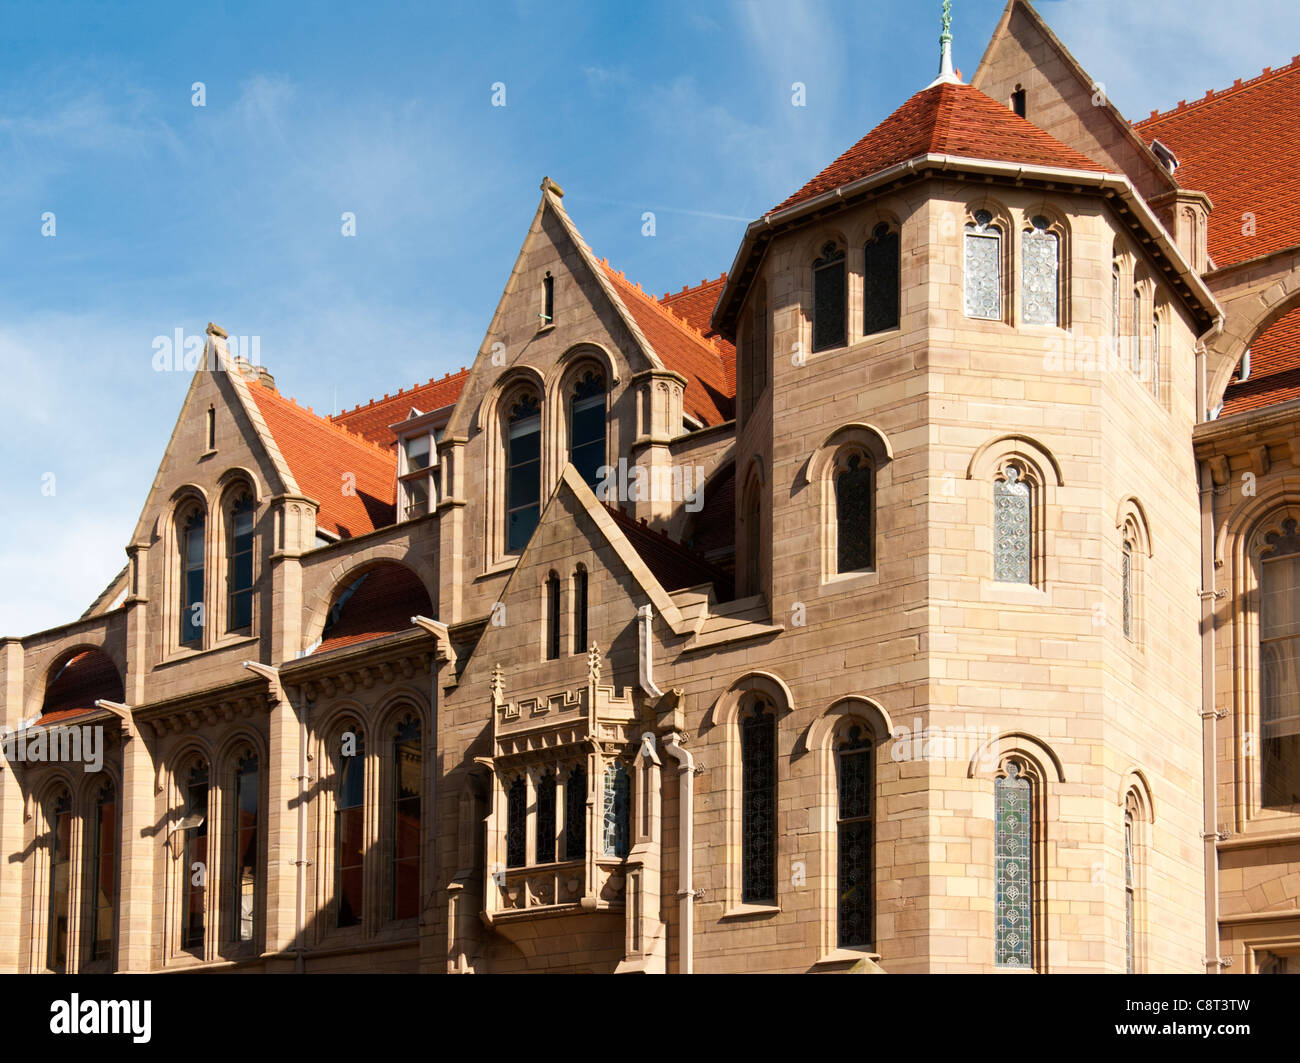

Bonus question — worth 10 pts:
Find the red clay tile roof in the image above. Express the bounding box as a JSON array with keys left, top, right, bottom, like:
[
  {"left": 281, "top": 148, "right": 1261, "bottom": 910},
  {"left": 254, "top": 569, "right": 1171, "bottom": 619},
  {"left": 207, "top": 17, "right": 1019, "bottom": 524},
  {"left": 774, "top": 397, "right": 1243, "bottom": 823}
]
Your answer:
[
  {"left": 40, "top": 650, "right": 123, "bottom": 722},
  {"left": 1220, "top": 304, "right": 1300, "bottom": 417},
  {"left": 660, "top": 275, "right": 737, "bottom": 395},
  {"left": 313, "top": 563, "right": 433, "bottom": 654},
  {"left": 1135, "top": 57, "right": 1300, "bottom": 267},
  {"left": 246, "top": 380, "right": 397, "bottom": 538},
  {"left": 330, "top": 369, "right": 470, "bottom": 449},
  {"left": 687, "top": 462, "right": 735, "bottom": 556},
  {"left": 599, "top": 261, "right": 735, "bottom": 425},
  {"left": 774, "top": 80, "right": 1110, "bottom": 214},
  {"left": 607, "top": 504, "right": 733, "bottom": 600}
]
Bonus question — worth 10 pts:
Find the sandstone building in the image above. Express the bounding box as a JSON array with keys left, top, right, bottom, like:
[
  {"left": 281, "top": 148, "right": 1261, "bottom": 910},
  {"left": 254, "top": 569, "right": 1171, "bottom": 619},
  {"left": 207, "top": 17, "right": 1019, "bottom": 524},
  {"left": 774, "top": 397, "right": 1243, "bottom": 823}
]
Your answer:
[{"left": 2, "top": 1, "right": 1298, "bottom": 973}]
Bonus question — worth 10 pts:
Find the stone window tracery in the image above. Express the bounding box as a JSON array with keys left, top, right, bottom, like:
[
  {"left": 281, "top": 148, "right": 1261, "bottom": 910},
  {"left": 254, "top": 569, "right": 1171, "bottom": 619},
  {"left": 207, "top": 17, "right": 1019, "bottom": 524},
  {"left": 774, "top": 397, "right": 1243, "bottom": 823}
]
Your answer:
[
  {"left": 1021, "top": 214, "right": 1059, "bottom": 326},
  {"left": 964, "top": 210, "right": 1003, "bottom": 320}
]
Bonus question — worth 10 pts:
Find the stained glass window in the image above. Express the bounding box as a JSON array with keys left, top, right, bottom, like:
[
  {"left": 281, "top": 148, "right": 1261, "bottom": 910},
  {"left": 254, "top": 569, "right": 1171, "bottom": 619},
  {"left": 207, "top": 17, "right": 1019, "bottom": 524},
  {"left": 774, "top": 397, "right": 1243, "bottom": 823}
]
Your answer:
[
  {"left": 812, "top": 242, "right": 846, "bottom": 352},
  {"left": 1124, "top": 808, "right": 1135, "bottom": 974},
  {"left": 228, "top": 493, "right": 255, "bottom": 633},
  {"left": 1022, "top": 216, "right": 1059, "bottom": 326},
  {"left": 506, "top": 393, "right": 541, "bottom": 552},
  {"left": 837, "top": 725, "right": 872, "bottom": 947},
  {"left": 573, "top": 566, "right": 588, "bottom": 656},
  {"left": 232, "top": 750, "right": 258, "bottom": 941},
  {"left": 740, "top": 700, "right": 776, "bottom": 903},
  {"left": 180, "top": 506, "right": 205, "bottom": 646},
  {"left": 863, "top": 223, "right": 899, "bottom": 336},
  {"left": 994, "top": 466, "right": 1032, "bottom": 583},
  {"left": 602, "top": 761, "right": 630, "bottom": 858},
  {"left": 994, "top": 762, "right": 1032, "bottom": 968},
  {"left": 89, "top": 782, "right": 116, "bottom": 964},
  {"left": 505, "top": 775, "right": 526, "bottom": 868},
  {"left": 565, "top": 763, "right": 587, "bottom": 860},
  {"left": 546, "top": 572, "right": 561, "bottom": 661},
  {"left": 835, "top": 451, "right": 873, "bottom": 573},
  {"left": 391, "top": 715, "right": 421, "bottom": 919},
  {"left": 1260, "top": 519, "right": 1300, "bottom": 808},
  {"left": 182, "top": 762, "right": 209, "bottom": 951},
  {"left": 335, "top": 732, "right": 364, "bottom": 927},
  {"left": 1122, "top": 538, "right": 1134, "bottom": 640},
  {"left": 46, "top": 790, "right": 72, "bottom": 972},
  {"left": 964, "top": 211, "right": 1002, "bottom": 320},
  {"left": 569, "top": 371, "right": 605, "bottom": 488},
  {"left": 536, "top": 771, "right": 557, "bottom": 864}
]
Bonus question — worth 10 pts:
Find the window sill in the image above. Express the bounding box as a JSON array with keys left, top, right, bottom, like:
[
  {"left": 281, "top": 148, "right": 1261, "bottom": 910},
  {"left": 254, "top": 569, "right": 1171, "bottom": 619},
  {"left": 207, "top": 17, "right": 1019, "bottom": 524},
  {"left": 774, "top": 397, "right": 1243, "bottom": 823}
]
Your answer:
[
  {"left": 813, "top": 948, "right": 881, "bottom": 967},
  {"left": 821, "top": 568, "right": 879, "bottom": 590},
  {"left": 478, "top": 557, "right": 520, "bottom": 580},
  {"left": 981, "top": 580, "right": 1048, "bottom": 605},
  {"left": 158, "top": 634, "right": 259, "bottom": 668},
  {"left": 536, "top": 323, "right": 556, "bottom": 335},
  {"left": 720, "top": 903, "right": 781, "bottom": 921}
]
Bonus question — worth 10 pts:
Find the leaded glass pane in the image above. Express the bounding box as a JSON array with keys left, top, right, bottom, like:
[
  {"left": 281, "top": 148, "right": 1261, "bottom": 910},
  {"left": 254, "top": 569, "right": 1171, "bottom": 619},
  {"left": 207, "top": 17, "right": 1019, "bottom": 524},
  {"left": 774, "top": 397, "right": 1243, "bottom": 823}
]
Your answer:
[
  {"left": 740, "top": 701, "right": 776, "bottom": 903},
  {"left": 964, "top": 212, "right": 1001, "bottom": 320},
  {"left": 863, "top": 223, "right": 899, "bottom": 336},
  {"left": 812, "top": 243, "right": 846, "bottom": 352},
  {"left": 565, "top": 763, "right": 587, "bottom": 860},
  {"left": 995, "top": 764, "right": 1032, "bottom": 968},
  {"left": 994, "top": 466, "right": 1031, "bottom": 583},
  {"left": 1021, "top": 218, "right": 1058, "bottom": 326},
  {"left": 1124, "top": 810, "right": 1135, "bottom": 974},
  {"left": 505, "top": 775, "right": 526, "bottom": 868},
  {"left": 837, "top": 725, "right": 872, "bottom": 947},
  {"left": 835, "top": 452, "right": 872, "bottom": 573},
  {"left": 180, "top": 508, "right": 205, "bottom": 645},
  {"left": 1122, "top": 540, "right": 1133, "bottom": 640},
  {"left": 602, "top": 761, "right": 630, "bottom": 857},
  {"left": 536, "top": 772, "right": 557, "bottom": 864},
  {"left": 569, "top": 371, "right": 606, "bottom": 489},
  {"left": 506, "top": 394, "right": 541, "bottom": 552}
]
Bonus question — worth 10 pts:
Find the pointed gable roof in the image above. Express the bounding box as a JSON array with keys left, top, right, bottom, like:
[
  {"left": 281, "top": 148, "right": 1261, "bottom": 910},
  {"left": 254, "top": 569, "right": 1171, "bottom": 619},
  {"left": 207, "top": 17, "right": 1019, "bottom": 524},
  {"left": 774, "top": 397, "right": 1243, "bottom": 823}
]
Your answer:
[
  {"left": 330, "top": 368, "right": 471, "bottom": 448},
  {"left": 661, "top": 275, "right": 736, "bottom": 396},
  {"left": 773, "top": 80, "right": 1109, "bottom": 214},
  {"left": 1135, "top": 56, "right": 1300, "bottom": 268},
  {"left": 244, "top": 379, "right": 397, "bottom": 538}
]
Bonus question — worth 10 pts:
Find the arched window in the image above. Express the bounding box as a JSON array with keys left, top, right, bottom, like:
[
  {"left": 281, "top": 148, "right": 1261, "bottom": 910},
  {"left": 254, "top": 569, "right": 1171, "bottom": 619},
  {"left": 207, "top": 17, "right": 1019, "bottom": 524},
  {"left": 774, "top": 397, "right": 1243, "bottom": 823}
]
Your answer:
[
  {"left": 994, "top": 761, "right": 1033, "bottom": 967},
  {"left": 742, "top": 284, "right": 769, "bottom": 422},
  {"left": 536, "top": 770, "right": 557, "bottom": 864},
  {"left": 181, "top": 761, "right": 209, "bottom": 953},
  {"left": 88, "top": 781, "right": 116, "bottom": 965},
  {"left": 568, "top": 370, "right": 606, "bottom": 489},
  {"left": 964, "top": 210, "right": 1003, "bottom": 320},
  {"left": 545, "top": 571, "right": 561, "bottom": 661},
  {"left": 1131, "top": 288, "right": 1143, "bottom": 375},
  {"left": 572, "top": 565, "right": 588, "bottom": 656},
  {"left": 335, "top": 729, "right": 365, "bottom": 927},
  {"left": 180, "top": 506, "right": 205, "bottom": 646},
  {"left": 812, "top": 242, "right": 847, "bottom": 352},
  {"left": 1111, "top": 260, "right": 1121, "bottom": 358},
  {"left": 1150, "top": 313, "right": 1161, "bottom": 400},
  {"left": 1260, "top": 518, "right": 1300, "bottom": 808},
  {"left": 227, "top": 493, "right": 255, "bottom": 634},
  {"left": 506, "top": 393, "right": 542, "bottom": 553},
  {"left": 391, "top": 714, "right": 421, "bottom": 919},
  {"left": 994, "top": 464, "right": 1033, "bottom": 583},
  {"left": 1021, "top": 215, "right": 1059, "bottom": 326},
  {"left": 1121, "top": 536, "right": 1134, "bottom": 640},
  {"left": 1124, "top": 803, "right": 1136, "bottom": 974},
  {"left": 231, "top": 750, "right": 258, "bottom": 943},
  {"left": 505, "top": 775, "right": 526, "bottom": 868},
  {"left": 836, "top": 723, "right": 872, "bottom": 947},
  {"left": 834, "top": 450, "right": 873, "bottom": 573},
  {"left": 542, "top": 271, "right": 555, "bottom": 326},
  {"left": 46, "top": 789, "right": 72, "bottom": 972},
  {"left": 564, "top": 763, "right": 587, "bottom": 860},
  {"left": 602, "top": 761, "right": 630, "bottom": 858},
  {"left": 740, "top": 698, "right": 776, "bottom": 904},
  {"left": 862, "top": 222, "right": 899, "bottom": 336}
]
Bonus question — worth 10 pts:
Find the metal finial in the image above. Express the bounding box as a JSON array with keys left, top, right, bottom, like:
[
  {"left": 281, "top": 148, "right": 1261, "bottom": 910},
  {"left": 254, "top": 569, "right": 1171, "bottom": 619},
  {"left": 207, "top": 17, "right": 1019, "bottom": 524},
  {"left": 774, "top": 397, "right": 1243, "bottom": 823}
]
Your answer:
[
  {"left": 931, "top": 0, "right": 957, "bottom": 86},
  {"left": 941, "top": 0, "right": 952, "bottom": 42}
]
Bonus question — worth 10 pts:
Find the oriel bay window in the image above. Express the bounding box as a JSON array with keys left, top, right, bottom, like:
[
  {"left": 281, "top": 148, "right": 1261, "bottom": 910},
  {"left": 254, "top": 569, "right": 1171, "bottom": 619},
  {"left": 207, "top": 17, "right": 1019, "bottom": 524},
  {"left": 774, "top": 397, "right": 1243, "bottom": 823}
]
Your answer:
[
  {"left": 602, "top": 761, "right": 630, "bottom": 858},
  {"left": 568, "top": 370, "right": 606, "bottom": 488},
  {"left": 505, "top": 775, "right": 527, "bottom": 868},
  {"left": 46, "top": 789, "right": 72, "bottom": 972},
  {"left": 535, "top": 770, "right": 558, "bottom": 864},
  {"left": 565, "top": 762, "right": 587, "bottom": 860},
  {"left": 506, "top": 393, "right": 542, "bottom": 552},
  {"left": 391, "top": 714, "right": 422, "bottom": 920},
  {"left": 230, "top": 751, "right": 258, "bottom": 943}
]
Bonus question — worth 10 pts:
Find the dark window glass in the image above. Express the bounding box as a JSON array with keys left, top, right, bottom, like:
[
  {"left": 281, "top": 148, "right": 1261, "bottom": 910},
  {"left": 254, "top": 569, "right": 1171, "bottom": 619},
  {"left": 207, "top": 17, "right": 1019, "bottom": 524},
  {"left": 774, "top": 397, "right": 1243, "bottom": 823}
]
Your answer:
[
  {"left": 837, "top": 725, "right": 872, "bottom": 947},
  {"left": 89, "top": 783, "right": 116, "bottom": 964},
  {"left": 812, "top": 243, "right": 847, "bottom": 352},
  {"left": 228, "top": 493, "right": 255, "bottom": 633},
  {"left": 182, "top": 763, "right": 209, "bottom": 953},
  {"left": 506, "top": 775, "right": 527, "bottom": 868},
  {"left": 536, "top": 771, "right": 557, "bottom": 864},
  {"left": 542, "top": 272, "right": 554, "bottom": 325},
  {"left": 47, "top": 790, "right": 72, "bottom": 972},
  {"left": 835, "top": 452, "right": 873, "bottom": 572},
  {"left": 1261, "top": 519, "right": 1300, "bottom": 808},
  {"left": 180, "top": 508, "right": 205, "bottom": 645},
  {"left": 1011, "top": 87, "right": 1027, "bottom": 117},
  {"left": 743, "top": 286, "right": 769, "bottom": 422},
  {"left": 546, "top": 572, "right": 561, "bottom": 660},
  {"left": 994, "top": 763, "right": 1033, "bottom": 967},
  {"left": 391, "top": 715, "right": 421, "bottom": 919},
  {"left": 565, "top": 763, "right": 587, "bottom": 861},
  {"left": 602, "top": 761, "right": 630, "bottom": 858},
  {"left": 863, "top": 223, "right": 900, "bottom": 336},
  {"left": 569, "top": 371, "right": 605, "bottom": 489},
  {"left": 232, "top": 751, "right": 258, "bottom": 942},
  {"left": 740, "top": 700, "right": 776, "bottom": 903},
  {"left": 573, "top": 567, "right": 588, "bottom": 656},
  {"left": 506, "top": 394, "right": 541, "bottom": 552},
  {"left": 335, "top": 731, "right": 364, "bottom": 927}
]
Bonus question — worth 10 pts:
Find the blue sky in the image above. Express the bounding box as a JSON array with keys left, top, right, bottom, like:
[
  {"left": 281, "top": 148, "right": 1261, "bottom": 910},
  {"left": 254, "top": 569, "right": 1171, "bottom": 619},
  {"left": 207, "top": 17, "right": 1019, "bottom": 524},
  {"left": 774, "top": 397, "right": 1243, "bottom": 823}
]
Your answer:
[{"left": 1, "top": 0, "right": 1295, "bottom": 635}]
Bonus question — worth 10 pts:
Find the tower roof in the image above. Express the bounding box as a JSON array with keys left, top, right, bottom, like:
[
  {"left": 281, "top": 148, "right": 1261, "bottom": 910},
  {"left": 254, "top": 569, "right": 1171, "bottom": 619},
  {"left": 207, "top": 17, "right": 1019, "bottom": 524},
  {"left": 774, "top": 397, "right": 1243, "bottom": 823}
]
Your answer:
[{"left": 773, "top": 80, "right": 1110, "bottom": 215}]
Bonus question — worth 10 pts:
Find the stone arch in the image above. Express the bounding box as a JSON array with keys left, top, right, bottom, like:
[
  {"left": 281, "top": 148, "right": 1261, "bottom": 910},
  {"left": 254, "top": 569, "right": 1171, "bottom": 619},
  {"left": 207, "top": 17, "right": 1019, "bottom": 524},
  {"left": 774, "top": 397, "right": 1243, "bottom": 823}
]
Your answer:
[
  {"left": 1205, "top": 266, "right": 1300, "bottom": 413},
  {"left": 1118, "top": 767, "right": 1156, "bottom": 824},
  {"left": 37, "top": 646, "right": 124, "bottom": 723},
  {"left": 966, "top": 433, "right": 1064, "bottom": 486},
  {"left": 967, "top": 729, "right": 1066, "bottom": 783},
  {"left": 1116, "top": 495, "right": 1154, "bottom": 558},
  {"left": 300, "top": 552, "right": 435, "bottom": 653},
  {"left": 803, "top": 695, "right": 893, "bottom": 753}
]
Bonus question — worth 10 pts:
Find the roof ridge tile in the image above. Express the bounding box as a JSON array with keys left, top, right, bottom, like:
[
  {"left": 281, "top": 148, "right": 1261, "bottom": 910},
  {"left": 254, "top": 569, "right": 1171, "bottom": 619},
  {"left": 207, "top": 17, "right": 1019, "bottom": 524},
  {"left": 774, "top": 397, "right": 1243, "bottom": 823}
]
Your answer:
[{"left": 1138, "top": 54, "right": 1300, "bottom": 126}]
